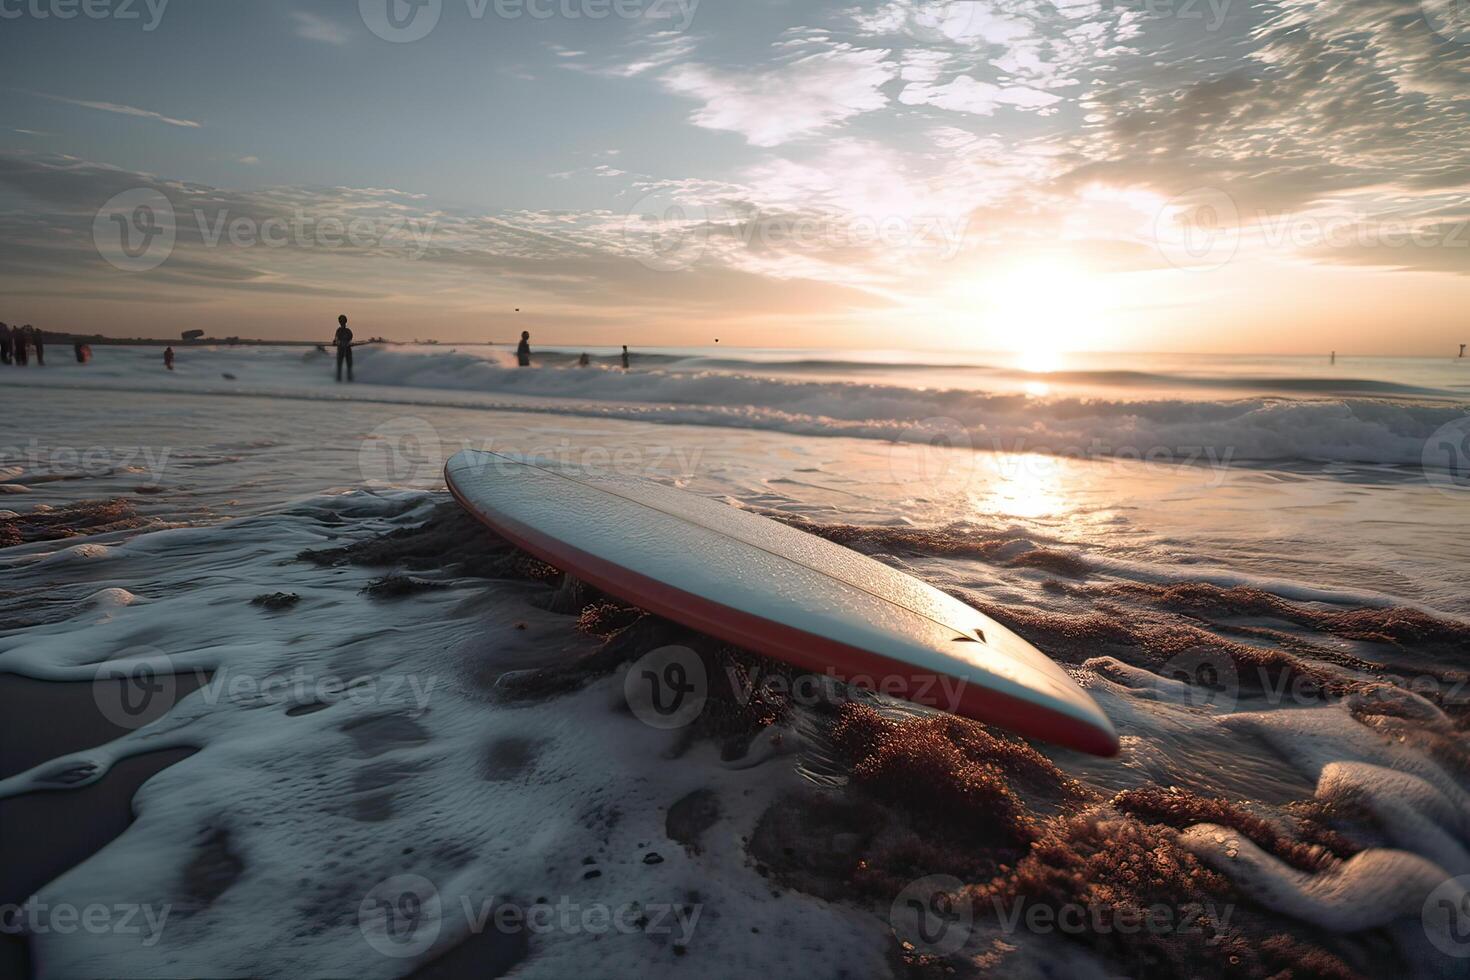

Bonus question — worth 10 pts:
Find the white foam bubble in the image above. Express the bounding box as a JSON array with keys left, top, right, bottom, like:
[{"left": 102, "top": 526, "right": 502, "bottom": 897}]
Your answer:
[
  {"left": 1316, "top": 763, "right": 1470, "bottom": 876},
  {"left": 1180, "top": 823, "right": 1450, "bottom": 932}
]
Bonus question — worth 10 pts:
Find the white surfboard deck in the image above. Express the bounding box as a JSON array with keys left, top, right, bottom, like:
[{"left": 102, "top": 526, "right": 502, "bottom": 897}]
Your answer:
[{"left": 446, "top": 450, "right": 1117, "bottom": 756}]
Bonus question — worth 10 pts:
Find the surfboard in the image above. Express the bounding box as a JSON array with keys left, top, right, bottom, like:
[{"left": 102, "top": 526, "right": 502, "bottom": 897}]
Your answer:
[{"left": 446, "top": 450, "right": 1118, "bottom": 756}]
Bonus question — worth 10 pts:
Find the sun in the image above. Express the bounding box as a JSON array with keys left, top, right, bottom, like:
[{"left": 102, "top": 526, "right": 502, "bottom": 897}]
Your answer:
[{"left": 948, "top": 255, "right": 1104, "bottom": 368}]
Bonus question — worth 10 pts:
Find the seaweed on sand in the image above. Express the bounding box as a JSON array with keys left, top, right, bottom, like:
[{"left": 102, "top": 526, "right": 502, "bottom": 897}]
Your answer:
[
  {"left": 0, "top": 498, "right": 148, "bottom": 547},
  {"left": 1112, "top": 785, "right": 1358, "bottom": 873}
]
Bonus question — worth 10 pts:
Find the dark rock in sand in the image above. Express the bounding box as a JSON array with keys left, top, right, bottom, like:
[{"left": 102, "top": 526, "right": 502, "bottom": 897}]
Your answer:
[
  {"left": 180, "top": 828, "right": 245, "bottom": 911},
  {"left": 360, "top": 574, "right": 446, "bottom": 600},
  {"left": 482, "top": 737, "right": 541, "bottom": 781},
  {"left": 665, "top": 788, "right": 721, "bottom": 854},
  {"left": 341, "top": 714, "right": 430, "bottom": 758}
]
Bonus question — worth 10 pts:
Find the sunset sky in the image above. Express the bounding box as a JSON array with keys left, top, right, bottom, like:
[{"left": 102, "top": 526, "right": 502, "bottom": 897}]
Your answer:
[{"left": 1, "top": 0, "right": 1468, "bottom": 354}]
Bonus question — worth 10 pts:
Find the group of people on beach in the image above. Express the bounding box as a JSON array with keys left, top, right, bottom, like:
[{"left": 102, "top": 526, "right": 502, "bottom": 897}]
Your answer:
[
  {"left": 517, "top": 331, "right": 631, "bottom": 371},
  {"left": 2, "top": 315, "right": 639, "bottom": 380},
  {"left": 0, "top": 323, "right": 45, "bottom": 366}
]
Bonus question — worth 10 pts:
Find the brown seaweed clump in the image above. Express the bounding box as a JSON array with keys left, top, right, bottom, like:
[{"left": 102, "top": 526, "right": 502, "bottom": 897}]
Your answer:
[
  {"left": 830, "top": 704, "right": 1088, "bottom": 826},
  {"left": 1112, "top": 785, "right": 1358, "bottom": 873},
  {"left": 967, "top": 814, "right": 1363, "bottom": 980},
  {"left": 0, "top": 498, "right": 147, "bottom": 547},
  {"left": 1103, "top": 582, "right": 1470, "bottom": 654},
  {"left": 746, "top": 705, "right": 1374, "bottom": 978},
  {"left": 575, "top": 601, "right": 645, "bottom": 637}
]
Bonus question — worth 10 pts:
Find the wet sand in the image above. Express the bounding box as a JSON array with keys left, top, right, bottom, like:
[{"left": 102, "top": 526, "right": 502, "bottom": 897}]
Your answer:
[{"left": 0, "top": 675, "right": 201, "bottom": 978}]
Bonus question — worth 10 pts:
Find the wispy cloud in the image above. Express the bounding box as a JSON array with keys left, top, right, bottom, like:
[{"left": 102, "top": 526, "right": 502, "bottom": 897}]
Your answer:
[
  {"left": 661, "top": 44, "right": 895, "bottom": 147},
  {"left": 34, "top": 92, "right": 201, "bottom": 128},
  {"left": 291, "top": 11, "right": 351, "bottom": 46}
]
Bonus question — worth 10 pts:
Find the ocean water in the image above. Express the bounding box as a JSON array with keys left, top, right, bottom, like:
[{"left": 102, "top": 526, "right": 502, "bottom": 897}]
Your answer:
[
  {"left": 1, "top": 345, "right": 1468, "bottom": 978},
  {"left": 14, "top": 344, "right": 1470, "bottom": 467}
]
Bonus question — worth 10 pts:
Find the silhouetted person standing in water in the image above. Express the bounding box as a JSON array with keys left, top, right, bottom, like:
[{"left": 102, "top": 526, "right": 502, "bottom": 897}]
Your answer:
[
  {"left": 0, "top": 323, "right": 11, "bottom": 365},
  {"left": 164, "top": 346, "right": 175, "bottom": 370},
  {"left": 13, "top": 326, "right": 28, "bottom": 366},
  {"left": 621, "top": 345, "right": 630, "bottom": 370},
  {"left": 30, "top": 326, "right": 43, "bottom": 366},
  {"left": 516, "top": 331, "right": 532, "bottom": 367},
  {"left": 334, "top": 315, "right": 354, "bottom": 382}
]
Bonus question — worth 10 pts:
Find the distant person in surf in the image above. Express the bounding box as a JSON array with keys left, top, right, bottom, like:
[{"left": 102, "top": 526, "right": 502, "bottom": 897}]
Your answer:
[
  {"left": 516, "top": 331, "right": 532, "bottom": 367},
  {"left": 0, "top": 323, "right": 11, "bottom": 365},
  {"left": 30, "top": 326, "right": 44, "bottom": 366},
  {"left": 13, "top": 325, "right": 28, "bottom": 366},
  {"left": 163, "top": 346, "right": 175, "bottom": 370},
  {"left": 621, "top": 345, "right": 630, "bottom": 370},
  {"left": 577, "top": 352, "right": 591, "bottom": 367},
  {"left": 334, "top": 315, "right": 354, "bottom": 383},
  {"left": 1461, "top": 344, "right": 1467, "bottom": 359}
]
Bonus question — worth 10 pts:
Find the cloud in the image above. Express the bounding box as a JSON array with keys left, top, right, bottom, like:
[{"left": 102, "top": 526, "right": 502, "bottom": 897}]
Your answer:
[
  {"left": 899, "top": 75, "right": 1062, "bottom": 115},
  {"left": 0, "top": 153, "right": 894, "bottom": 325},
  {"left": 291, "top": 11, "right": 351, "bottom": 46},
  {"left": 33, "top": 92, "right": 201, "bottom": 128},
  {"left": 1061, "top": 0, "right": 1470, "bottom": 220},
  {"left": 238, "top": 156, "right": 261, "bottom": 166},
  {"left": 661, "top": 45, "right": 895, "bottom": 146}
]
